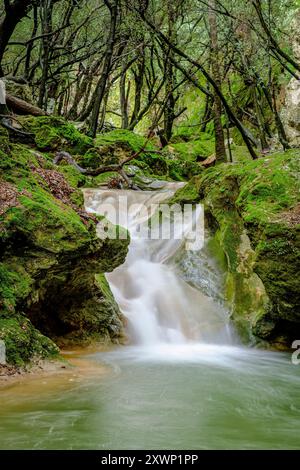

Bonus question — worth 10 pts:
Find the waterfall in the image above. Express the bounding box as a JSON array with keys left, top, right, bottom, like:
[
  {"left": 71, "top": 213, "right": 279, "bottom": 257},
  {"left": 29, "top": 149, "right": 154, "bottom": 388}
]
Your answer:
[{"left": 84, "top": 185, "right": 232, "bottom": 348}]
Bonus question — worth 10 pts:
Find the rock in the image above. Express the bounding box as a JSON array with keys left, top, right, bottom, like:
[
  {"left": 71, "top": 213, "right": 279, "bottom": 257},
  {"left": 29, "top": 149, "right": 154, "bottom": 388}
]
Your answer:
[
  {"left": 0, "top": 80, "right": 5, "bottom": 105},
  {"left": 0, "top": 139, "right": 129, "bottom": 366},
  {"left": 148, "top": 180, "right": 167, "bottom": 190},
  {"left": 281, "top": 11, "right": 300, "bottom": 146},
  {"left": 171, "top": 150, "right": 300, "bottom": 347},
  {"left": 131, "top": 173, "right": 167, "bottom": 190},
  {"left": 125, "top": 165, "right": 140, "bottom": 177},
  {"left": 202, "top": 154, "right": 216, "bottom": 168},
  {"left": 20, "top": 115, "right": 93, "bottom": 153},
  {"left": 281, "top": 78, "right": 300, "bottom": 146}
]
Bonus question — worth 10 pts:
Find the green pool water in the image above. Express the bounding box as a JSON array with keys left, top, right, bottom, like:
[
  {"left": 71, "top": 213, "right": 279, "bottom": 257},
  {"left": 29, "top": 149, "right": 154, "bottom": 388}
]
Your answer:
[{"left": 0, "top": 343, "right": 299, "bottom": 450}]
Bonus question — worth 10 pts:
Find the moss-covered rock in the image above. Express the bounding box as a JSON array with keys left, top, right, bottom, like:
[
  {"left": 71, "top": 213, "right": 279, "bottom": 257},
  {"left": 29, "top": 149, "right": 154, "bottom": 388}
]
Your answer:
[
  {"left": 172, "top": 150, "right": 300, "bottom": 347},
  {"left": 21, "top": 116, "right": 93, "bottom": 153},
  {"left": 79, "top": 129, "right": 203, "bottom": 183},
  {"left": 168, "top": 135, "right": 215, "bottom": 162},
  {"left": 0, "top": 315, "right": 59, "bottom": 366},
  {"left": 0, "top": 139, "right": 129, "bottom": 366}
]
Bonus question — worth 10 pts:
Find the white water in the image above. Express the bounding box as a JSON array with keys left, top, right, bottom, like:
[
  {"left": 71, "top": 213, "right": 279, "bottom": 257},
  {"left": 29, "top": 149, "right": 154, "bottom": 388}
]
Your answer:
[
  {"left": 84, "top": 185, "right": 232, "bottom": 350},
  {"left": 1, "top": 185, "right": 299, "bottom": 450}
]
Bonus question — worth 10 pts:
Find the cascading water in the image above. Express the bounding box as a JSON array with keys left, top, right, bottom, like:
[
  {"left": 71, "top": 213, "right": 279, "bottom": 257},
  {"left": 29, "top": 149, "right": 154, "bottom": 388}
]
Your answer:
[
  {"left": 1, "top": 184, "right": 299, "bottom": 450},
  {"left": 84, "top": 184, "right": 233, "bottom": 350}
]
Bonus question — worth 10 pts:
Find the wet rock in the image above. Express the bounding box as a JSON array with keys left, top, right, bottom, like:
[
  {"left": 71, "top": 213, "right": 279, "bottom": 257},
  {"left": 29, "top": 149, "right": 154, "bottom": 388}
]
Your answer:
[
  {"left": 0, "top": 139, "right": 129, "bottom": 366},
  {"left": 171, "top": 150, "right": 300, "bottom": 347}
]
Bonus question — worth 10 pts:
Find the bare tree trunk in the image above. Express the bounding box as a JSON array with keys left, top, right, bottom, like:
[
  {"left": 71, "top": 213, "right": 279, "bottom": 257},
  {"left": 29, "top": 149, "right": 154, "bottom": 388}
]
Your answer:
[
  {"left": 38, "top": 0, "right": 54, "bottom": 110},
  {"left": 6, "top": 93, "right": 46, "bottom": 116},
  {"left": 129, "top": 50, "right": 145, "bottom": 130},
  {"left": 0, "top": 0, "right": 34, "bottom": 76},
  {"left": 253, "top": 86, "right": 269, "bottom": 149},
  {"left": 24, "top": 3, "right": 38, "bottom": 80},
  {"left": 208, "top": 0, "right": 227, "bottom": 163},
  {"left": 99, "top": 84, "right": 111, "bottom": 130},
  {"left": 89, "top": 0, "right": 118, "bottom": 137},
  {"left": 201, "top": 91, "right": 213, "bottom": 132},
  {"left": 120, "top": 65, "right": 130, "bottom": 128}
]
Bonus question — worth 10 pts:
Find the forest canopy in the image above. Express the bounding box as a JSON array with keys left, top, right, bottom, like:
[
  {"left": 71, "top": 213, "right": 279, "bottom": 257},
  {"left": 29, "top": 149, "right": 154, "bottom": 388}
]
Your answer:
[{"left": 0, "top": 0, "right": 300, "bottom": 161}]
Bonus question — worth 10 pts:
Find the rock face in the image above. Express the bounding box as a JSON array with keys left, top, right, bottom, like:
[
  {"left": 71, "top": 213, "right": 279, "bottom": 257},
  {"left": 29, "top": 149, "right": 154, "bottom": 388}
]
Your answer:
[
  {"left": 281, "top": 12, "right": 300, "bottom": 146},
  {"left": 0, "top": 123, "right": 129, "bottom": 366},
  {"left": 172, "top": 151, "right": 300, "bottom": 347},
  {"left": 281, "top": 79, "right": 300, "bottom": 146}
]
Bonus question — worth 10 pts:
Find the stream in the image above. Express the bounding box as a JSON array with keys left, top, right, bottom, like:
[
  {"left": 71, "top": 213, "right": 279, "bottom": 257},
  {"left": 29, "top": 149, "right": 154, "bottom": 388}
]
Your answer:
[{"left": 0, "top": 184, "right": 299, "bottom": 450}]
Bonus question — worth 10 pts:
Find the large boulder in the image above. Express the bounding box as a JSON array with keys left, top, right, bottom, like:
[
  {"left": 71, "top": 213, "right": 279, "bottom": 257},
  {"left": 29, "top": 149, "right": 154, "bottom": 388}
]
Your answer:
[{"left": 0, "top": 141, "right": 129, "bottom": 365}]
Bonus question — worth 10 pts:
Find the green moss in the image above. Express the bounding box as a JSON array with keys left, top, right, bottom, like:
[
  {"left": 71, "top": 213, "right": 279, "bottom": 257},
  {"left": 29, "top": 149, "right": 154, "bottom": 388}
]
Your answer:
[
  {"left": 59, "top": 165, "right": 86, "bottom": 188},
  {"left": 89, "top": 172, "right": 119, "bottom": 187},
  {"left": 0, "top": 316, "right": 59, "bottom": 366},
  {"left": 94, "top": 129, "right": 155, "bottom": 153},
  {"left": 21, "top": 116, "right": 93, "bottom": 153},
  {"left": 0, "top": 262, "right": 32, "bottom": 314},
  {"left": 135, "top": 153, "right": 168, "bottom": 176},
  {"left": 168, "top": 177, "right": 201, "bottom": 205},
  {"left": 169, "top": 136, "right": 215, "bottom": 162},
  {"left": 0, "top": 127, "right": 11, "bottom": 154},
  {"left": 79, "top": 146, "right": 120, "bottom": 169},
  {"left": 172, "top": 149, "right": 300, "bottom": 345},
  {"left": 230, "top": 145, "right": 252, "bottom": 163},
  {"left": 0, "top": 137, "right": 130, "bottom": 365}
]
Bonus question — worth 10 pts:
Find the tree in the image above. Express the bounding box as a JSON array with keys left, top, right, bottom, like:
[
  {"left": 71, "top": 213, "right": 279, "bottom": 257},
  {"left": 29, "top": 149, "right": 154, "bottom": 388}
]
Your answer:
[
  {"left": 0, "top": 0, "right": 35, "bottom": 75},
  {"left": 89, "top": 0, "right": 119, "bottom": 137},
  {"left": 208, "top": 0, "right": 226, "bottom": 162}
]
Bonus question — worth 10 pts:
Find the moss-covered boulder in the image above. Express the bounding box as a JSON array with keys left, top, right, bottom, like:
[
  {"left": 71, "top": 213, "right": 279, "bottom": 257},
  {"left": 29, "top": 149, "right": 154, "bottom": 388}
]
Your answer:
[
  {"left": 21, "top": 116, "right": 93, "bottom": 153},
  {"left": 0, "top": 140, "right": 129, "bottom": 366},
  {"left": 172, "top": 150, "right": 300, "bottom": 347},
  {"left": 79, "top": 129, "right": 203, "bottom": 182},
  {"left": 168, "top": 134, "right": 215, "bottom": 162}
]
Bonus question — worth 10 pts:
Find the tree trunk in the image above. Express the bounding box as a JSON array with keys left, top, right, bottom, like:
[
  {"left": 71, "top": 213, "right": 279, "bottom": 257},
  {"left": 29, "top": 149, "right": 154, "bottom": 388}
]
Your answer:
[
  {"left": 24, "top": 3, "right": 38, "bottom": 80},
  {"left": 89, "top": 0, "right": 118, "bottom": 137},
  {"left": 0, "top": 0, "right": 34, "bottom": 76},
  {"left": 129, "top": 52, "right": 145, "bottom": 130},
  {"left": 201, "top": 91, "right": 213, "bottom": 132},
  {"left": 6, "top": 93, "right": 46, "bottom": 116},
  {"left": 38, "top": 0, "right": 54, "bottom": 110},
  {"left": 208, "top": 0, "right": 227, "bottom": 163},
  {"left": 120, "top": 66, "right": 130, "bottom": 129}
]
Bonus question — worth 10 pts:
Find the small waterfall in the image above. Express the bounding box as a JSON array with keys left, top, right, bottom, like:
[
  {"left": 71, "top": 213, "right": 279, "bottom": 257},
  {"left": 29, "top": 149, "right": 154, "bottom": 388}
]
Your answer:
[{"left": 84, "top": 185, "right": 232, "bottom": 348}]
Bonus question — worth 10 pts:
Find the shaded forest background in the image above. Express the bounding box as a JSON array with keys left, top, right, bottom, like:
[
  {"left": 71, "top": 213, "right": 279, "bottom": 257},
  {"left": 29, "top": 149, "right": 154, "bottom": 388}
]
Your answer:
[{"left": 0, "top": 0, "right": 300, "bottom": 161}]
